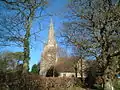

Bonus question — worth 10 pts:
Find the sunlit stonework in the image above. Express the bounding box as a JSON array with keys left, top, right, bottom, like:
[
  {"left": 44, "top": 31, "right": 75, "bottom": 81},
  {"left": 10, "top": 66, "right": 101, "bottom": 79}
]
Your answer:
[{"left": 39, "top": 18, "right": 57, "bottom": 76}]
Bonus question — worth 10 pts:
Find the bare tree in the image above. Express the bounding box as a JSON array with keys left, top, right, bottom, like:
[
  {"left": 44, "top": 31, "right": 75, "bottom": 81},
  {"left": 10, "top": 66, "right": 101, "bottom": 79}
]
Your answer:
[
  {"left": 61, "top": 0, "right": 120, "bottom": 88},
  {"left": 0, "top": 0, "right": 47, "bottom": 73},
  {"left": 0, "top": 14, "right": 25, "bottom": 47}
]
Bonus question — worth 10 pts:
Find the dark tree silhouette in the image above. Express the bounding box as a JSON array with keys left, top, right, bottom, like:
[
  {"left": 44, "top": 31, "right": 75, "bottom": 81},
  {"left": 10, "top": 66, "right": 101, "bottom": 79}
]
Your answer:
[{"left": 46, "top": 66, "right": 59, "bottom": 77}]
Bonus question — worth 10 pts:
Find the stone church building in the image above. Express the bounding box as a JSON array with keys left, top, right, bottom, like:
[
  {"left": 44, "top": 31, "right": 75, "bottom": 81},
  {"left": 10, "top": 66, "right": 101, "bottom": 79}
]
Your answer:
[
  {"left": 40, "top": 19, "right": 87, "bottom": 77},
  {"left": 39, "top": 19, "right": 58, "bottom": 76}
]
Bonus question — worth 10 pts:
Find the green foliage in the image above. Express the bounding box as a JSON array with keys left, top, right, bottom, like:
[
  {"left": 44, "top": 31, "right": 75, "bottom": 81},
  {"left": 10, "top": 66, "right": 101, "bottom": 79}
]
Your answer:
[
  {"left": 31, "top": 64, "right": 39, "bottom": 74},
  {"left": 93, "top": 84, "right": 103, "bottom": 90},
  {"left": 113, "top": 79, "right": 120, "bottom": 90},
  {"left": 0, "top": 51, "right": 23, "bottom": 71},
  {"left": 0, "top": 58, "right": 8, "bottom": 71}
]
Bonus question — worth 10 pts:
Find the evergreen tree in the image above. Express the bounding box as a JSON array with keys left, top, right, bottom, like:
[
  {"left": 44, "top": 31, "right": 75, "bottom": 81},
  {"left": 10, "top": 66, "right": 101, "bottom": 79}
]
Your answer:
[{"left": 31, "top": 64, "right": 39, "bottom": 74}]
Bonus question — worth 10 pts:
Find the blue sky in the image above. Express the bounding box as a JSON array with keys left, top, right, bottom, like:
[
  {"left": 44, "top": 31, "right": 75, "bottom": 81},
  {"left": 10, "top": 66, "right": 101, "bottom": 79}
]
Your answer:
[
  {"left": 29, "top": 0, "right": 69, "bottom": 70},
  {"left": 0, "top": 0, "right": 70, "bottom": 70}
]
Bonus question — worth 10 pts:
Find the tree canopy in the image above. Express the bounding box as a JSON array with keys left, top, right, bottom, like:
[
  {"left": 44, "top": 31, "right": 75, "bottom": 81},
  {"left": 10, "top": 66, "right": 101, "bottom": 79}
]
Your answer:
[{"left": 0, "top": 51, "right": 24, "bottom": 72}]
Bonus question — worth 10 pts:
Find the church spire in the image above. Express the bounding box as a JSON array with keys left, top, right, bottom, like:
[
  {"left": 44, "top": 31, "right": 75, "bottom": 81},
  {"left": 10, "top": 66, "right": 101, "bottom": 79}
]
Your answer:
[
  {"left": 48, "top": 18, "right": 56, "bottom": 46},
  {"left": 39, "top": 18, "right": 58, "bottom": 76}
]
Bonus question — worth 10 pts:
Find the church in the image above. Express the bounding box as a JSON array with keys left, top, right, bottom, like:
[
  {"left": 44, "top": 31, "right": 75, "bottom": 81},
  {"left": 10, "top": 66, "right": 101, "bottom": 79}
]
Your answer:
[
  {"left": 39, "top": 18, "right": 58, "bottom": 76},
  {"left": 39, "top": 19, "right": 87, "bottom": 77}
]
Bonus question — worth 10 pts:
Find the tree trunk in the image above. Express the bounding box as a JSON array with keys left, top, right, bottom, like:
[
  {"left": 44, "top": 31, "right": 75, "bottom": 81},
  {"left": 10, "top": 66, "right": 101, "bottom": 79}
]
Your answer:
[
  {"left": 22, "top": 14, "right": 33, "bottom": 73},
  {"left": 23, "top": 23, "right": 30, "bottom": 73},
  {"left": 75, "top": 67, "right": 77, "bottom": 78},
  {"left": 80, "top": 58, "right": 83, "bottom": 81}
]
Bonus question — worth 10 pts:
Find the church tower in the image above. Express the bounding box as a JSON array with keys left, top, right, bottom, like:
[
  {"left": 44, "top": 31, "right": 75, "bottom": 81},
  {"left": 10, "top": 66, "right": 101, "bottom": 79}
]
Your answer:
[{"left": 40, "top": 19, "right": 57, "bottom": 76}]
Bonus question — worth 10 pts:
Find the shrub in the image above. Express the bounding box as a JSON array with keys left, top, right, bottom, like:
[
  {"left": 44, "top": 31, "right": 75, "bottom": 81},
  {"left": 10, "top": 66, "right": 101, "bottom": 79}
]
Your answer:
[
  {"left": 0, "top": 71, "right": 79, "bottom": 90},
  {"left": 113, "top": 79, "right": 120, "bottom": 90}
]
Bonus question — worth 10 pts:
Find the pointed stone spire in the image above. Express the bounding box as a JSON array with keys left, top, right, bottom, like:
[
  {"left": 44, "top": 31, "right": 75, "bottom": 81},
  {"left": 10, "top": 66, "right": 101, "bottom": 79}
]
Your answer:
[
  {"left": 48, "top": 18, "right": 56, "bottom": 46},
  {"left": 39, "top": 18, "right": 58, "bottom": 76}
]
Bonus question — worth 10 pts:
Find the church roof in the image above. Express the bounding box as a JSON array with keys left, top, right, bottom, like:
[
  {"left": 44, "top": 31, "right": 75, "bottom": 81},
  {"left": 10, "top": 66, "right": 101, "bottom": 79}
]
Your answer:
[
  {"left": 55, "top": 57, "right": 95, "bottom": 73},
  {"left": 55, "top": 57, "right": 79, "bottom": 72}
]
